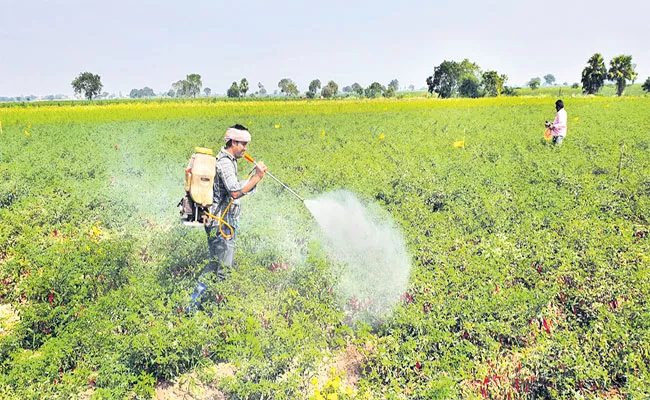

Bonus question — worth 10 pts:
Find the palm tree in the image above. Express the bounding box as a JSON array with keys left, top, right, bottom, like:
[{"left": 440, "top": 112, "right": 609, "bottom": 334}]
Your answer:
[
  {"left": 608, "top": 55, "right": 637, "bottom": 96},
  {"left": 581, "top": 53, "right": 607, "bottom": 95}
]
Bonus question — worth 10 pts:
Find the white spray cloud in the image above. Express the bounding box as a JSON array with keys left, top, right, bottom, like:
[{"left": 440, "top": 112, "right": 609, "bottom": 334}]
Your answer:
[{"left": 305, "top": 190, "right": 412, "bottom": 319}]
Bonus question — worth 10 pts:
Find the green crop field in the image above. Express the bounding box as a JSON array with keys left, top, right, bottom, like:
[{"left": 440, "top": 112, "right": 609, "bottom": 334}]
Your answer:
[{"left": 1, "top": 96, "right": 649, "bottom": 399}]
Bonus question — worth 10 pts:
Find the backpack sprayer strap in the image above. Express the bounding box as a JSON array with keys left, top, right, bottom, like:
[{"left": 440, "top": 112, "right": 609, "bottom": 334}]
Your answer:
[{"left": 203, "top": 166, "right": 257, "bottom": 240}]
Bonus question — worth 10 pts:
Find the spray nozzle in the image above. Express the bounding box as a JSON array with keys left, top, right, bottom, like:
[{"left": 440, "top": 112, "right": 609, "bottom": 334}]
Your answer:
[{"left": 244, "top": 153, "right": 255, "bottom": 164}]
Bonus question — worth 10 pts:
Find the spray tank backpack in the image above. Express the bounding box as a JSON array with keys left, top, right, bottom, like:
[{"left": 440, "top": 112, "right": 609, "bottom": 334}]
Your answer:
[{"left": 178, "top": 147, "right": 216, "bottom": 226}]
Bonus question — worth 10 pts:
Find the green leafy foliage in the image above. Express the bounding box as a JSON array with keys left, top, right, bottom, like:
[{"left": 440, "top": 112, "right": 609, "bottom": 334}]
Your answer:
[
  {"left": 608, "top": 55, "right": 637, "bottom": 96},
  {"left": 307, "top": 79, "right": 322, "bottom": 99},
  {"left": 71, "top": 72, "right": 103, "bottom": 101},
  {"left": 321, "top": 81, "right": 339, "bottom": 99},
  {"left": 1, "top": 96, "right": 649, "bottom": 398},
  {"left": 582, "top": 53, "right": 607, "bottom": 95},
  {"left": 278, "top": 78, "right": 299, "bottom": 96},
  {"left": 239, "top": 78, "right": 249, "bottom": 97},
  {"left": 528, "top": 77, "right": 541, "bottom": 90},
  {"left": 482, "top": 71, "right": 507, "bottom": 97},
  {"left": 227, "top": 82, "right": 240, "bottom": 98}
]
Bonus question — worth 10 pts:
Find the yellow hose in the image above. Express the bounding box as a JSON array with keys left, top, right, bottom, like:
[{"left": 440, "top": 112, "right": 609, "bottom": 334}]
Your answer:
[
  {"left": 204, "top": 168, "right": 255, "bottom": 240},
  {"left": 204, "top": 199, "right": 235, "bottom": 239}
]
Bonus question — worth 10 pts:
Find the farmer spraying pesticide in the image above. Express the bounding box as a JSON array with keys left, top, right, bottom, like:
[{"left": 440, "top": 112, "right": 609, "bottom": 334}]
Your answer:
[
  {"left": 544, "top": 99, "right": 567, "bottom": 147},
  {"left": 181, "top": 127, "right": 410, "bottom": 317},
  {"left": 187, "top": 124, "right": 267, "bottom": 310}
]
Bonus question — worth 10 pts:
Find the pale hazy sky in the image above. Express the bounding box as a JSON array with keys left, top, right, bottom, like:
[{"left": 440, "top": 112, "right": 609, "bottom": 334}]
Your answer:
[{"left": 1, "top": 0, "right": 648, "bottom": 97}]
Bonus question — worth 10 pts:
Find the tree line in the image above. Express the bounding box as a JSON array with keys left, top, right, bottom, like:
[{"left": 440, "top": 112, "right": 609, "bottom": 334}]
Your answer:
[
  {"left": 580, "top": 53, "right": 638, "bottom": 96},
  {"left": 525, "top": 54, "right": 639, "bottom": 96},
  {"left": 65, "top": 53, "right": 648, "bottom": 101},
  {"left": 426, "top": 53, "right": 642, "bottom": 98}
]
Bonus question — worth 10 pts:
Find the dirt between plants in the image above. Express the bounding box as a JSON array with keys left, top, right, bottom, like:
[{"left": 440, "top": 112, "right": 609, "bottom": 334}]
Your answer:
[
  {"left": 308, "top": 343, "right": 369, "bottom": 394},
  {"left": 0, "top": 303, "right": 19, "bottom": 336},
  {"left": 154, "top": 362, "right": 234, "bottom": 400},
  {"left": 328, "top": 344, "right": 367, "bottom": 386}
]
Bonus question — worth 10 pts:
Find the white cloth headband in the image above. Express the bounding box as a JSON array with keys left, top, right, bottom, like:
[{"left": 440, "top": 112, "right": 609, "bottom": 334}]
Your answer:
[{"left": 224, "top": 127, "right": 251, "bottom": 142}]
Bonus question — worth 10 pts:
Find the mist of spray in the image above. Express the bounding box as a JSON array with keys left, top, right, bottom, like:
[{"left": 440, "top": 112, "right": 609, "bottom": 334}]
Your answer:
[{"left": 305, "top": 190, "right": 412, "bottom": 319}]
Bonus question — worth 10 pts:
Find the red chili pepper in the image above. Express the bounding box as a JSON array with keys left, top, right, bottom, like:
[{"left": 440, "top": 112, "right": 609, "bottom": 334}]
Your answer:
[{"left": 542, "top": 318, "right": 551, "bottom": 334}]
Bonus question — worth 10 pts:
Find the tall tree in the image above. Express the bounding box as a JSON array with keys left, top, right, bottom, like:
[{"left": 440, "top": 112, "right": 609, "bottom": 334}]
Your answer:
[
  {"left": 389, "top": 79, "right": 399, "bottom": 91},
  {"left": 204, "top": 87, "right": 211, "bottom": 97},
  {"left": 543, "top": 74, "right": 556, "bottom": 85},
  {"left": 364, "top": 82, "right": 384, "bottom": 98},
  {"left": 581, "top": 53, "right": 607, "bottom": 95},
  {"left": 427, "top": 61, "right": 459, "bottom": 98},
  {"left": 227, "top": 82, "right": 240, "bottom": 98},
  {"left": 141, "top": 87, "right": 155, "bottom": 97},
  {"left": 307, "top": 79, "right": 321, "bottom": 98},
  {"left": 186, "top": 74, "right": 202, "bottom": 98},
  {"left": 528, "top": 77, "right": 541, "bottom": 90},
  {"left": 608, "top": 55, "right": 637, "bottom": 96},
  {"left": 239, "top": 78, "right": 249, "bottom": 97},
  {"left": 351, "top": 83, "right": 363, "bottom": 96},
  {"left": 278, "top": 78, "right": 298, "bottom": 95},
  {"left": 172, "top": 80, "right": 190, "bottom": 97},
  {"left": 321, "top": 80, "right": 338, "bottom": 98},
  {"left": 257, "top": 82, "right": 267, "bottom": 96},
  {"left": 482, "top": 71, "right": 507, "bottom": 97},
  {"left": 71, "top": 72, "right": 103, "bottom": 100}
]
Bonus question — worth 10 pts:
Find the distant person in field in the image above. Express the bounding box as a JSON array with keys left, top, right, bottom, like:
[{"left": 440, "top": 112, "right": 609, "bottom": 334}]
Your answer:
[
  {"left": 189, "top": 124, "right": 267, "bottom": 311},
  {"left": 545, "top": 99, "right": 567, "bottom": 147}
]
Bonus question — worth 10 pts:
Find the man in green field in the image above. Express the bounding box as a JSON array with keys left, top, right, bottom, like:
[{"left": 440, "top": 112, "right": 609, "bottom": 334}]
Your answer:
[
  {"left": 545, "top": 99, "right": 567, "bottom": 147},
  {"left": 189, "top": 124, "right": 267, "bottom": 310}
]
